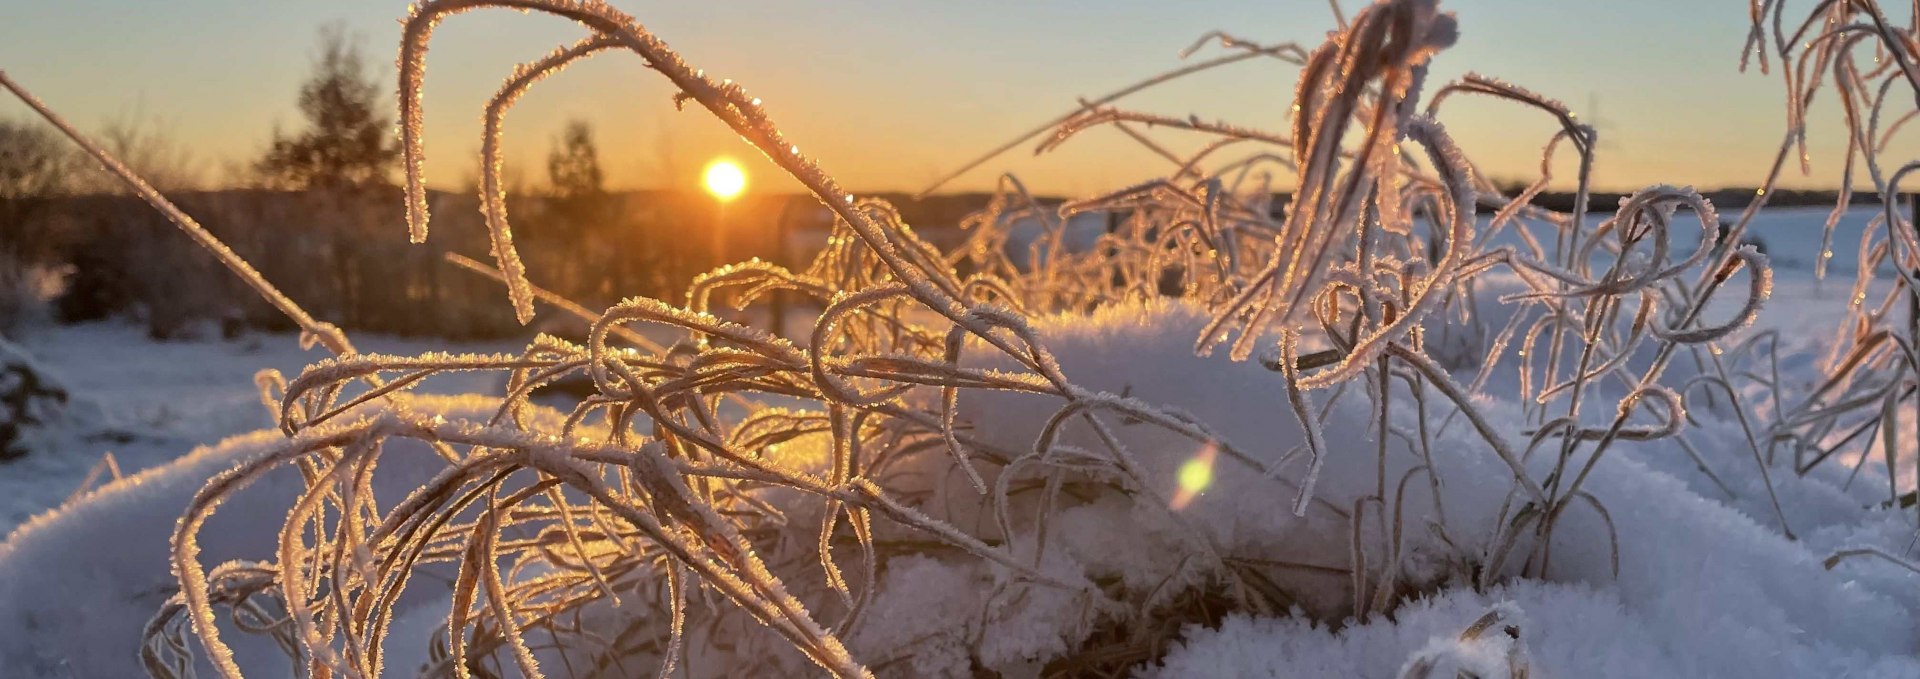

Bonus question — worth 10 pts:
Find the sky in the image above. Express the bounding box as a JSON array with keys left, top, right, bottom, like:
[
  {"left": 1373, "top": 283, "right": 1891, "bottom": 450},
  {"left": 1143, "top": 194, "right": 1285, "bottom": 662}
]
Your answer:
[{"left": 2, "top": 1, "right": 1910, "bottom": 197}]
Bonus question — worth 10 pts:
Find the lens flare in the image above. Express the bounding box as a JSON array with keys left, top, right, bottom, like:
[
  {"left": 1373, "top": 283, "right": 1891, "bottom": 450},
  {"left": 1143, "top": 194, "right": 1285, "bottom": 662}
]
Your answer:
[
  {"left": 1178, "top": 457, "right": 1213, "bottom": 494},
  {"left": 1170, "top": 444, "right": 1218, "bottom": 511}
]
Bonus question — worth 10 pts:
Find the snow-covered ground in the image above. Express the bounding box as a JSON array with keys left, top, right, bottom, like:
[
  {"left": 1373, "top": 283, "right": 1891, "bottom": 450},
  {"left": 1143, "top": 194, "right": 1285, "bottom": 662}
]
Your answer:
[
  {"left": 1, "top": 208, "right": 1918, "bottom": 678},
  {"left": 0, "top": 324, "right": 524, "bottom": 534}
]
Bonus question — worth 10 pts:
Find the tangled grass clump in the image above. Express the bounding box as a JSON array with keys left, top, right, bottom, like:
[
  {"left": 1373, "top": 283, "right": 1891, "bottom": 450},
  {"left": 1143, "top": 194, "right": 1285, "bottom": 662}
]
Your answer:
[
  {"left": 15, "top": 0, "right": 1917, "bottom": 676},
  {"left": 1742, "top": 0, "right": 1920, "bottom": 522}
]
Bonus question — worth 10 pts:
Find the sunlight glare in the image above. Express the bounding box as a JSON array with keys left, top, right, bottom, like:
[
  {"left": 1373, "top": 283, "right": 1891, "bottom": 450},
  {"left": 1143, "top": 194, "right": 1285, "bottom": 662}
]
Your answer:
[{"left": 703, "top": 158, "right": 747, "bottom": 202}]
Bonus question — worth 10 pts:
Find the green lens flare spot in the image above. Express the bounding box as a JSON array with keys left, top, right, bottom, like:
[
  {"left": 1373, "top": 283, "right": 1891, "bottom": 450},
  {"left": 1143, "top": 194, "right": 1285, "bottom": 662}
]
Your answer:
[{"left": 1177, "top": 456, "right": 1213, "bottom": 496}]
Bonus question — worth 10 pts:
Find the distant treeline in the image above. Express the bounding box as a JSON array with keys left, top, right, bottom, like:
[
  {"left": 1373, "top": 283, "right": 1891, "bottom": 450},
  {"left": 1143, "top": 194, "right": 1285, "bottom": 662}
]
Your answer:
[
  {"left": 1, "top": 22, "right": 1904, "bottom": 341},
  {"left": 27, "top": 188, "right": 993, "bottom": 340},
  {"left": 1475, "top": 187, "right": 1917, "bottom": 214},
  {"left": 12, "top": 185, "right": 1909, "bottom": 340},
  {"left": 40, "top": 189, "right": 744, "bottom": 339}
]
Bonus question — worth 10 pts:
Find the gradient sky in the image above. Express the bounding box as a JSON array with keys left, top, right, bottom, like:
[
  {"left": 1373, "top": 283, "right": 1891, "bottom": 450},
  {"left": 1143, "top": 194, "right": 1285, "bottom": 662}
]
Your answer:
[{"left": 4, "top": 1, "right": 1912, "bottom": 196}]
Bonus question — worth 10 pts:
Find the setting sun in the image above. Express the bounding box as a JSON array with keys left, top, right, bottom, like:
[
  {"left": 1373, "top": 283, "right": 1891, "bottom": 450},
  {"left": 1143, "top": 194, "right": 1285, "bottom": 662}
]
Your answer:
[{"left": 703, "top": 158, "right": 747, "bottom": 202}]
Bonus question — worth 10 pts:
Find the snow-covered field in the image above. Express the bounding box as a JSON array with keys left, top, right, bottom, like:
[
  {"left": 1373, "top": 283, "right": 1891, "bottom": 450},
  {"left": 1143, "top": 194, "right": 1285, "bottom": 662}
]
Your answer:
[
  {"left": 0, "top": 208, "right": 1890, "bottom": 536},
  {"left": 0, "top": 207, "right": 1917, "bottom": 678}
]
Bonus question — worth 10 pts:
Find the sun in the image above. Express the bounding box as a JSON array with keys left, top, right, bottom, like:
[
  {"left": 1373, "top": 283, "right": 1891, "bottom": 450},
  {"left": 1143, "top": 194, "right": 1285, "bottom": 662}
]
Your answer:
[{"left": 703, "top": 158, "right": 747, "bottom": 202}]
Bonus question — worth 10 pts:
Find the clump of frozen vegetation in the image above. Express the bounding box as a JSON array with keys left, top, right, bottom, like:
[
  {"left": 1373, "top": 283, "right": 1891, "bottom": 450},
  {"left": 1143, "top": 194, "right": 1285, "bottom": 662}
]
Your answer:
[
  {"left": 0, "top": 335, "right": 98, "bottom": 460},
  {"left": 2, "top": 0, "right": 1920, "bottom": 677},
  {"left": 1739, "top": 0, "right": 1920, "bottom": 525}
]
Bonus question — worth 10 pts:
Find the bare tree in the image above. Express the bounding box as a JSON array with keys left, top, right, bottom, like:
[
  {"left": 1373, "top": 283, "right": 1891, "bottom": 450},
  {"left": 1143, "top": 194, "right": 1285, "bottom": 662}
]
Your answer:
[
  {"left": 94, "top": 110, "right": 202, "bottom": 193},
  {"left": 0, "top": 119, "right": 75, "bottom": 332},
  {"left": 0, "top": 120, "right": 70, "bottom": 204}
]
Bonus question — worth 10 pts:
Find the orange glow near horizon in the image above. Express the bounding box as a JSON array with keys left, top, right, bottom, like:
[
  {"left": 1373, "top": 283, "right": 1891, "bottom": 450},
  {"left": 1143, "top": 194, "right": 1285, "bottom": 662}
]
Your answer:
[
  {"left": 17, "top": 3, "right": 1920, "bottom": 197},
  {"left": 703, "top": 158, "right": 747, "bottom": 202}
]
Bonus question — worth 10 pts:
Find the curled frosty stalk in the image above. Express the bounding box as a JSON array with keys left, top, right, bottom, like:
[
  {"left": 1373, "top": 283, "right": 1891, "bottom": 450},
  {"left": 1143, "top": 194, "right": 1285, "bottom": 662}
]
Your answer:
[{"left": 479, "top": 36, "right": 621, "bottom": 322}]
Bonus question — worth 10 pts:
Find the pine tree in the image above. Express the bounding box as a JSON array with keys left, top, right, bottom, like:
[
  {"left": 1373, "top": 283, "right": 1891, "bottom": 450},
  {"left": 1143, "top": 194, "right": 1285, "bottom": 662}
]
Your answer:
[
  {"left": 257, "top": 26, "right": 397, "bottom": 190},
  {"left": 256, "top": 26, "right": 400, "bottom": 329},
  {"left": 547, "top": 121, "right": 606, "bottom": 205},
  {"left": 545, "top": 120, "right": 613, "bottom": 298}
]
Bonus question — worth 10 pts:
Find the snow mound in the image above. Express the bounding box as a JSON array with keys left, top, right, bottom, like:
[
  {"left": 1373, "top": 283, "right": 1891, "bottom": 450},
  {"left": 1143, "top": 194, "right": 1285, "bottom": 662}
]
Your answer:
[
  {"left": 598, "top": 299, "right": 1920, "bottom": 677},
  {"left": 0, "top": 393, "right": 558, "bottom": 679},
  {"left": 621, "top": 298, "right": 1917, "bottom": 678},
  {"left": 979, "top": 303, "right": 1920, "bottom": 679},
  {"left": 4, "top": 302, "right": 1917, "bottom": 679}
]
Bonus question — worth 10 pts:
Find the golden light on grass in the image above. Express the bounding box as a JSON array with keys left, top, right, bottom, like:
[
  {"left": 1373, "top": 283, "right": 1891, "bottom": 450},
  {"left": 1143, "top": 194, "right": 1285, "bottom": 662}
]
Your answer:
[{"left": 703, "top": 157, "right": 747, "bottom": 202}]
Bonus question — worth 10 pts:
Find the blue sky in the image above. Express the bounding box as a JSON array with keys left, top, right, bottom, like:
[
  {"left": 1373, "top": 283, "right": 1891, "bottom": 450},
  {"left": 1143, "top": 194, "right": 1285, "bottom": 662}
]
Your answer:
[{"left": 3, "top": 1, "right": 1904, "bottom": 195}]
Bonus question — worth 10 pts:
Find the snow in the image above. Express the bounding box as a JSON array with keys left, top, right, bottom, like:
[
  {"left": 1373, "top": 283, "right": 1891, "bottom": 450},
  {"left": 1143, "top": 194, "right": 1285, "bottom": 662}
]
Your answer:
[
  {"left": 1, "top": 210, "right": 1919, "bottom": 677},
  {"left": 0, "top": 323, "right": 521, "bottom": 534},
  {"left": 0, "top": 393, "right": 545, "bottom": 678},
  {"left": 950, "top": 298, "right": 1920, "bottom": 679},
  {"left": 0, "top": 334, "right": 103, "bottom": 461}
]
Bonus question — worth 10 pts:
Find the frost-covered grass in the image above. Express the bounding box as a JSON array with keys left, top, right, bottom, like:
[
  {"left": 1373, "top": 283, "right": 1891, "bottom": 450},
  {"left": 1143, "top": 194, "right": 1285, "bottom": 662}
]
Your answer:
[
  {"left": 4, "top": 288, "right": 1917, "bottom": 678},
  {"left": 4, "top": 0, "right": 1920, "bottom": 677}
]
